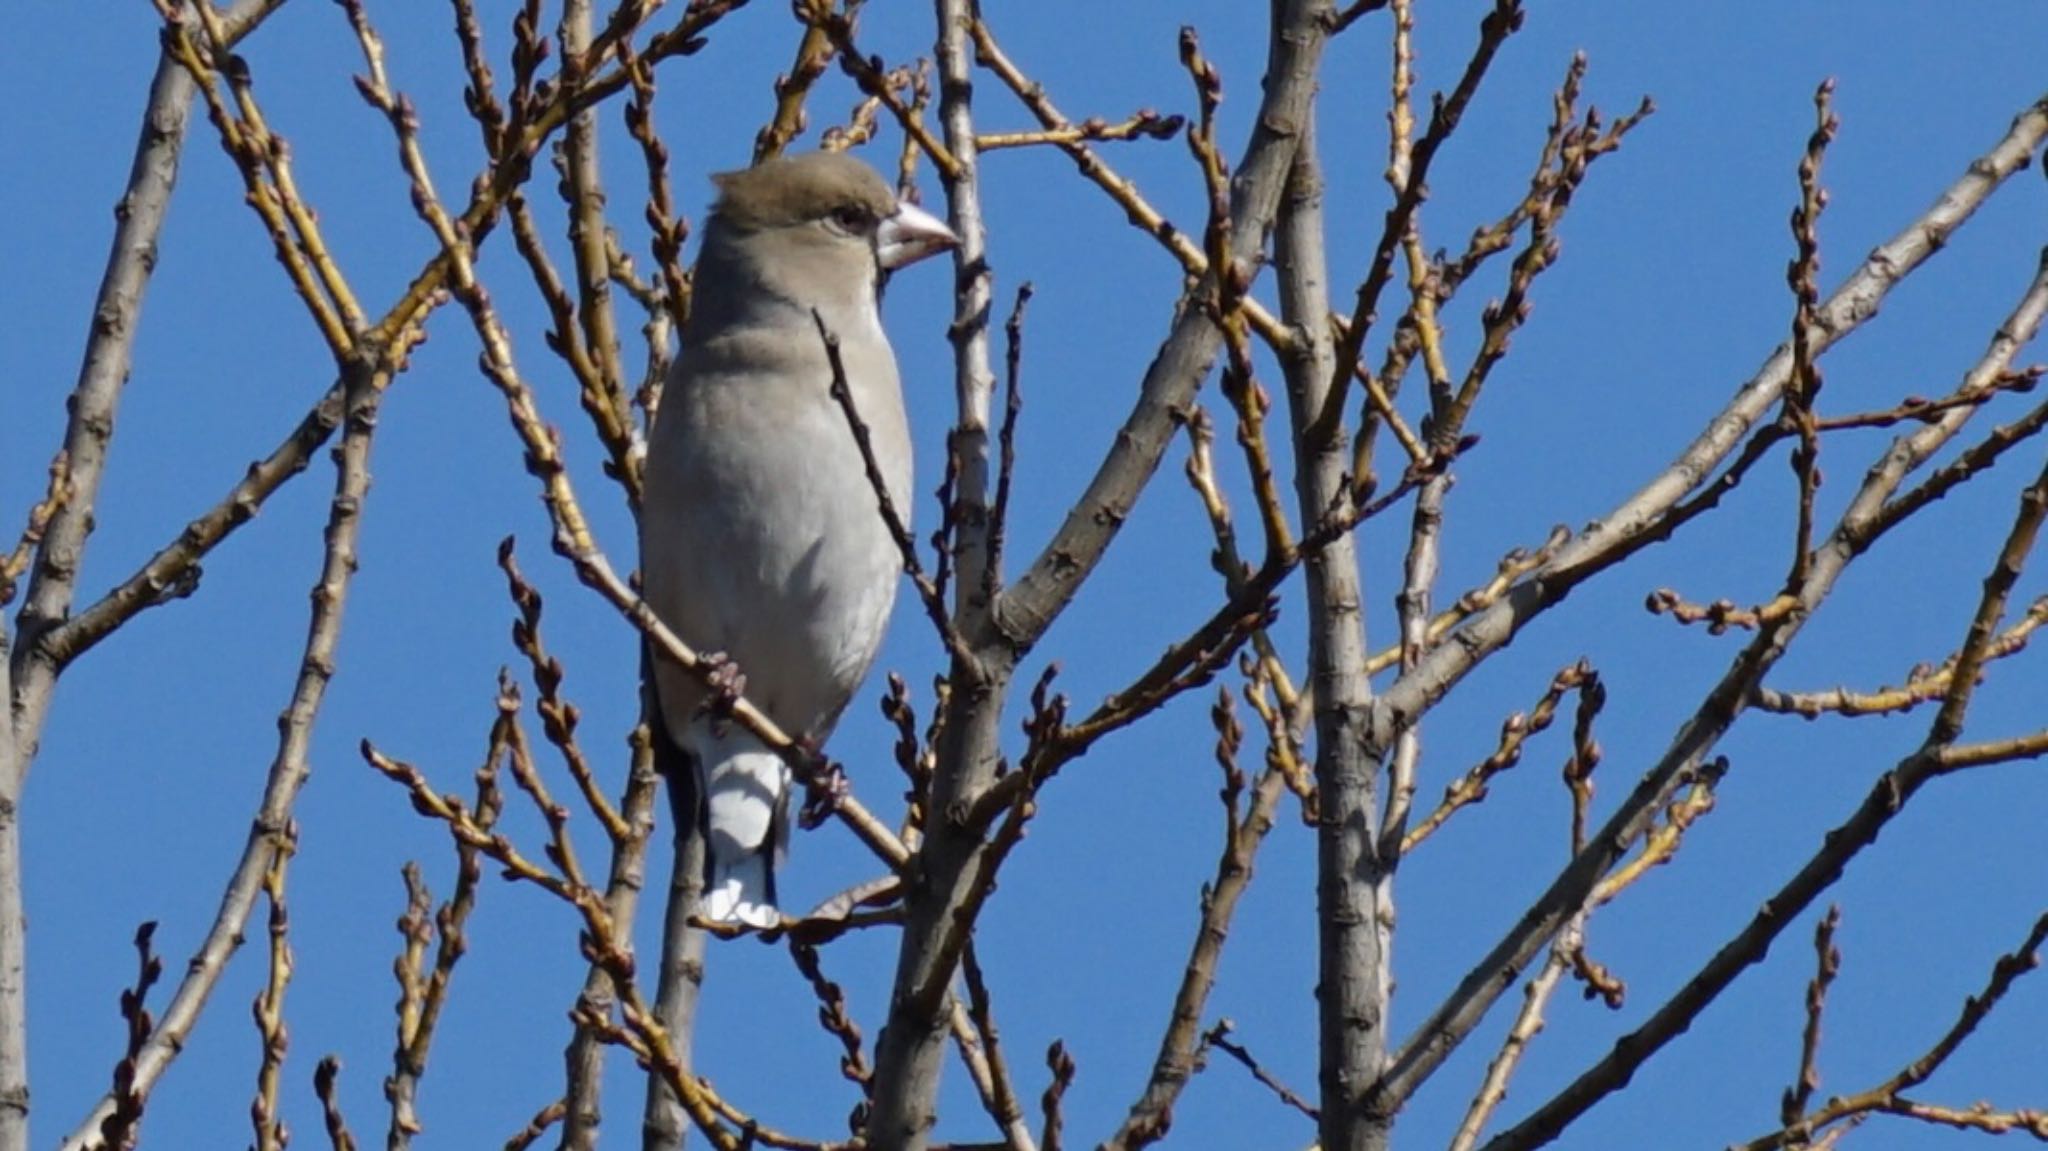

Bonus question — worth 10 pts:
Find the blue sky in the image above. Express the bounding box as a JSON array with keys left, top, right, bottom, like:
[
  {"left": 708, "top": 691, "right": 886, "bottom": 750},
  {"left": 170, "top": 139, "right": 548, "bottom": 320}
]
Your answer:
[{"left": 5, "top": 3, "right": 2047, "bottom": 1149}]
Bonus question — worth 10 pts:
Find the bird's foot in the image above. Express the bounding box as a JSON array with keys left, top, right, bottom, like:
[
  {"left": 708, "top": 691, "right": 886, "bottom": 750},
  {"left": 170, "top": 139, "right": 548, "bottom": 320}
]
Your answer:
[
  {"left": 699, "top": 651, "right": 748, "bottom": 721},
  {"left": 797, "top": 742, "right": 848, "bottom": 830}
]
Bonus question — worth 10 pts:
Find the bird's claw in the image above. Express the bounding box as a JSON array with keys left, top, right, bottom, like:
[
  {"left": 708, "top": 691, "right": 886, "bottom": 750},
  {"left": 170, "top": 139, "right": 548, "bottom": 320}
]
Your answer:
[
  {"left": 799, "top": 750, "right": 848, "bottom": 830},
  {"left": 700, "top": 652, "right": 748, "bottom": 719}
]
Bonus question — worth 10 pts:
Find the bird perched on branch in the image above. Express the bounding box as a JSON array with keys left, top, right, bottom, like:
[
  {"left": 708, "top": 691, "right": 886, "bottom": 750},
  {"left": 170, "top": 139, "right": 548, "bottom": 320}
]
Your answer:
[{"left": 641, "top": 151, "right": 957, "bottom": 928}]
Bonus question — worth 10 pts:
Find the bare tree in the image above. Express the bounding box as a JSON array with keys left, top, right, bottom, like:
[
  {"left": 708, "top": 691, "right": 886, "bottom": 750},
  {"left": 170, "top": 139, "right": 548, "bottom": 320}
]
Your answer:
[{"left": 7, "top": 3, "right": 2046, "bottom": 1151}]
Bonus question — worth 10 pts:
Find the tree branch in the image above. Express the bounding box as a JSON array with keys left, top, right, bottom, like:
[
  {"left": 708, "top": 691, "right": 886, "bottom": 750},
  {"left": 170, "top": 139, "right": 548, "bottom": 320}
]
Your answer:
[
  {"left": 1479, "top": 448, "right": 2048, "bottom": 1151},
  {"left": 58, "top": 367, "right": 386, "bottom": 1151},
  {"left": 1369, "top": 125, "right": 2048, "bottom": 1117},
  {"left": 991, "top": 0, "right": 1335, "bottom": 652}
]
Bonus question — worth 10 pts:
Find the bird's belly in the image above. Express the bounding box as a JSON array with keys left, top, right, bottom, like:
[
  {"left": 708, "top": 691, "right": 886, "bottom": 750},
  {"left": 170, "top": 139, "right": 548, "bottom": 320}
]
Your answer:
[
  {"left": 643, "top": 411, "right": 907, "bottom": 738},
  {"left": 700, "top": 503, "right": 899, "bottom": 728}
]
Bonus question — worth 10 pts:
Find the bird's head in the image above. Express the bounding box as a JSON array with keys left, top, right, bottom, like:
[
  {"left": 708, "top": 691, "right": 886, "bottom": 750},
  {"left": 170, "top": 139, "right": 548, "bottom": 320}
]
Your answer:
[{"left": 703, "top": 152, "right": 958, "bottom": 304}]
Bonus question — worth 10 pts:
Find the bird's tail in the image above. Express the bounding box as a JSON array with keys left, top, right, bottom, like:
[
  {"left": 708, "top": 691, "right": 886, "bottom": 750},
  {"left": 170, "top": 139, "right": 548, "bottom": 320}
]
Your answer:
[{"left": 692, "top": 722, "right": 792, "bottom": 929}]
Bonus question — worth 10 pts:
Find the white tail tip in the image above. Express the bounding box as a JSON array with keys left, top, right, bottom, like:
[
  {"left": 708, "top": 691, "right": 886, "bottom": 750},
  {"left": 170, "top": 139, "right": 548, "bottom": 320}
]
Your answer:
[{"left": 702, "top": 853, "right": 780, "bottom": 929}]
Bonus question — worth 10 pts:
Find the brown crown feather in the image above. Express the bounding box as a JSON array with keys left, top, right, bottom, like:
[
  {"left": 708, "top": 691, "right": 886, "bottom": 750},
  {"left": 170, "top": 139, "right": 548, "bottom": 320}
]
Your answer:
[{"left": 709, "top": 151, "right": 898, "bottom": 231}]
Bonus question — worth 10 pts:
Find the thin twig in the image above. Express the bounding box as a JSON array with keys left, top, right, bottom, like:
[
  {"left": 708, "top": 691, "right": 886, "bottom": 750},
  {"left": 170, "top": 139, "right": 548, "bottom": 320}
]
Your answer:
[
  {"left": 1402, "top": 660, "right": 1595, "bottom": 851},
  {"left": 1737, "top": 910, "right": 2048, "bottom": 1151},
  {"left": 10, "top": 0, "right": 283, "bottom": 770},
  {"left": 1105, "top": 687, "right": 1288, "bottom": 1150},
  {"left": 814, "top": 311, "right": 976, "bottom": 666},
  {"left": 976, "top": 110, "right": 1181, "bottom": 151},
  {"left": 57, "top": 366, "right": 387, "bottom": 1151},
  {"left": 248, "top": 826, "right": 296, "bottom": 1151},
  {"left": 1781, "top": 80, "right": 1839, "bottom": 590},
  {"left": 960, "top": 944, "right": 1037, "bottom": 1151},
  {"left": 1040, "top": 1042, "right": 1075, "bottom": 1151},
  {"left": 1752, "top": 596, "right": 2048, "bottom": 717},
  {"left": 1479, "top": 449, "right": 2048, "bottom": 1151},
  {"left": 1323, "top": 0, "right": 1527, "bottom": 441},
  {"left": 1781, "top": 906, "right": 1843, "bottom": 1131},
  {"left": 0, "top": 452, "right": 66, "bottom": 610},
  {"left": 1446, "top": 918, "right": 1580, "bottom": 1151},
  {"left": 93, "top": 923, "right": 162, "bottom": 1151},
  {"left": 504, "top": 1100, "right": 567, "bottom": 1151},
  {"left": 1204, "top": 1021, "right": 1320, "bottom": 1123},
  {"left": 754, "top": 2, "right": 838, "bottom": 162},
  {"left": 984, "top": 283, "right": 1033, "bottom": 605},
  {"left": 313, "top": 1057, "right": 360, "bottom": 1151},
  {"left": 386, "top": 703, "right": 505, "bottom": 1150},
  {"left": 1362, "top": 105, "right": 2048, "bottom": 1122},
  {"left": 789, "top": 941, "right": 873, "bottom": 1135}
]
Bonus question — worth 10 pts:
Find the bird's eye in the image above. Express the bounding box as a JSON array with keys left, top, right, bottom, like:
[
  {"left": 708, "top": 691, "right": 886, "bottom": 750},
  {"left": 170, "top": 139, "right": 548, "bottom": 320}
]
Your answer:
[{"left": 829, "top": 204, "right": 874, "bottom": 233}]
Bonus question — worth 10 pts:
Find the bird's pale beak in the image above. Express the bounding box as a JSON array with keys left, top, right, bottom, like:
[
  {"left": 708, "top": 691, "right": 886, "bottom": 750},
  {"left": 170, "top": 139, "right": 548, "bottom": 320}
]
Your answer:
[{"left": 876, "top": 200, "right": 958, "bottom": 271}]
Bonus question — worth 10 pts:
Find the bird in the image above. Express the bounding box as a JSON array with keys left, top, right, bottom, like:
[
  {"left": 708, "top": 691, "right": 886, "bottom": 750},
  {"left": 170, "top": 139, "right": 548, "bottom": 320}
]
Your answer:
[{"left": 640, "top": 151, "right": 957, "bottom": 928}]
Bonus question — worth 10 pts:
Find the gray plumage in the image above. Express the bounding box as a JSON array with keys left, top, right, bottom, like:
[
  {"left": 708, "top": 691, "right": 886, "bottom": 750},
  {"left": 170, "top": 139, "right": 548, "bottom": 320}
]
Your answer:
[{"left": 641, "top": 152, "right": 955, "bottom": 927}]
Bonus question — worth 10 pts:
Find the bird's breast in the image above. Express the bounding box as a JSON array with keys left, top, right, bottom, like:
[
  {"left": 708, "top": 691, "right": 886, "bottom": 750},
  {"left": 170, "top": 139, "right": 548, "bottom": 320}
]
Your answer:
[{"left": 641, "top": 320, "right": 913, "bottom": 737}]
